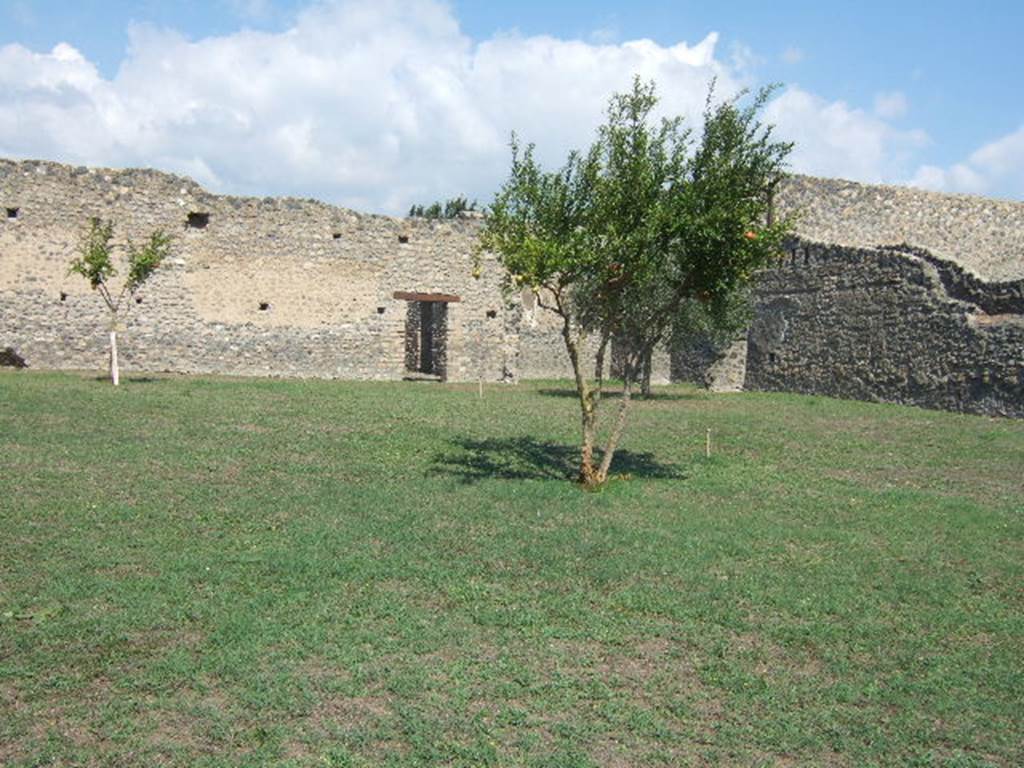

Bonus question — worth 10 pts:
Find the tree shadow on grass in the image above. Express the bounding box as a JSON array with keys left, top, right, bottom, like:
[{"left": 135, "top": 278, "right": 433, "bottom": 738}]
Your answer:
[
  {"left": 535, "top": 387, "right": 702, "bottom": 402},
  {"left": 431, "top": 435, "right": 684, "bottom": 483}
]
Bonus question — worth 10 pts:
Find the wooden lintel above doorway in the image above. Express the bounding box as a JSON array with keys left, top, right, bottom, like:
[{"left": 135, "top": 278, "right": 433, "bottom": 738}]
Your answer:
[{"left": 392, "top": 291, "right": 462, "bottom": 303}]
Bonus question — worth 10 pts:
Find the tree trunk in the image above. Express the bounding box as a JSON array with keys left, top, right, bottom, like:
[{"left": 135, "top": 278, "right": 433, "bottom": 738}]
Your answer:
[
  {"left": 559, "top": 316, "right": 602, "bottom": 486},
  {"left": 571, "top": 345, "right": 600, "bottom": 486},
  {"left": 596, "top": 370, "right": 634, "bottom": 483},
  {"left": 579, "top": 399, "right": 600, "bottom": 486},
  {"left": 640, "top": 347, "right": 653, "bottom": 398},
  {"left": 109, "top": 329, "right": 120, "bottom": 386}
]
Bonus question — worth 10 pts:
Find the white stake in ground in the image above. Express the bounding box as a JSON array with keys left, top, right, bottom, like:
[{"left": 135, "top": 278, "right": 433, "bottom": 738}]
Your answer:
[{"left": 109, "top": 326, "right": 120, "bottom": 387}]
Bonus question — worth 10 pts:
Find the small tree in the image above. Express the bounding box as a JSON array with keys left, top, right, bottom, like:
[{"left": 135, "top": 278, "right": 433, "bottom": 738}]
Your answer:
[
  {"left": 68, "top": 218, "right": 172, "bottom": 386},
  {"left": 409, "top": 197, "right": 479, "bottom": 219},
  {"left": 481, "top": 78, "right": 793, "bottom": 487}
]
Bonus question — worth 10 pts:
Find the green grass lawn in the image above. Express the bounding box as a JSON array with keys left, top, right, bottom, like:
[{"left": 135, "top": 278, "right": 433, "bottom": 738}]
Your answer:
[{"left": 1, "top": 371, "right": 1021, "bottom": 767}]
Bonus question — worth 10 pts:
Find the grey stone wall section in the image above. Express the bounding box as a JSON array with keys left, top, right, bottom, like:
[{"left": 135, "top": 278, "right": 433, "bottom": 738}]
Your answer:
[
  {"left": 775, "top": 175, "right": 1024, "bottom": 282},
  {"left": 672, "top": 176, "right": 1024, "bottom": 417},
  {"left": 404, "top": 301, "right": 422, "bottom": 373},
  {"left": 427, "top": 302, "right": 449, "bottom": 380},
  {"left": 744, "top": 241, "right": 1023, "bottom": 417},
  {"left": 673, "top": 337, "right": 731, "bottom": 387},
  {"left": 669, "top": 336, "right": 747, "bottom": 393}
]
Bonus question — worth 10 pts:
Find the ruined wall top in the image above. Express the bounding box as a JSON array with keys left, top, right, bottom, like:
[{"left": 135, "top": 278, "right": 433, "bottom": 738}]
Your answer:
[
  {"left": 777, "top": 174, "right": 1024, "bottom": 282},
  {"left": 0, "top": 157, "right": 483, "bottom": 232},
  {"left": 3, "top": 156, "right": 1022, "bottom": 282}
]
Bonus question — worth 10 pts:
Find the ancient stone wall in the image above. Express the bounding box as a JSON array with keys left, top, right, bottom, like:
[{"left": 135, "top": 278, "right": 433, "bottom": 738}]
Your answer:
[
  {"left": 515, "top": 294, "right": 612, "bottom": 382},
  {"left": 742, "top": 240, "right": 1024, "bottom": 417},
  {"left": 669, "top": 175, "right": 1023, "bottom": 417},
  {"left": 0, "top": 158, "right": 530, "bottom": 382},
  {"left": 3, "top": 158, "right": 1022, "bottom": 417},
  {"left": 671, "top": 337, "right": 747, "bottom": 392},
  {"left": 672, "top": 240, "right": 1023, "bottom": 416},
  {"left": 773, "top": 175, "right": 1024, "bottom": 282}
]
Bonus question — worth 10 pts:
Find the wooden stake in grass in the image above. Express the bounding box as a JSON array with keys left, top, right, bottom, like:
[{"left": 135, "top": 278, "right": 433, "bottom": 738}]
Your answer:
[{"left": 705, "top": 427, "right": 711, "bottom": 458}]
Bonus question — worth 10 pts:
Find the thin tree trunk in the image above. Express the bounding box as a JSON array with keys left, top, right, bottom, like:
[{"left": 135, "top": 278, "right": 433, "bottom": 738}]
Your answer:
[
  {"left": 559, "top": 315, "right": 601, "bottom": 485},
  {"left": 596, "top": 365, "right": 635, "bottom": 483},
  {"left": 109, "top": 329, "right": 120, "bottom": 386},
  {"left": 640, "top": 347, "right": 653, "bottom": 398},
  {"left": 579, "top": 400, "right": 599, "bottom": 486}
]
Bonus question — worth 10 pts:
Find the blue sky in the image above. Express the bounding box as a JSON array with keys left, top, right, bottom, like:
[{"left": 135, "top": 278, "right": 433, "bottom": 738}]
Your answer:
[
  {"left": 467, "top": 1, "right": 1023, "bottom": 167},
  {"left": 1, "top": 0, "right": 1022, "bottom": 211}
]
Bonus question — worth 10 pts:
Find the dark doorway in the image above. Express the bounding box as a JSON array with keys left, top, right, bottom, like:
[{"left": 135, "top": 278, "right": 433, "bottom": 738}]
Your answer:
[
  {"left": 404, "top": 300, "right": 448, "bottom": 378},
  {"left": 420, "top": 301, "right": 437, "bottom": 374},
  {"left": 395, "top": 291, "right": 460, "bottom": 381}
]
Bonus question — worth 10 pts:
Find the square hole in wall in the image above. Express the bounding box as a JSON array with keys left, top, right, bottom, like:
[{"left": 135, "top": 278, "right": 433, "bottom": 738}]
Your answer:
[
  {"left": 377, "top": 306, "right": 386, "bottom": 314},
  {"left": 0, "top": 347, "right": 27, "bottom": 368},
  {"left": 59, "top": 291, "right": 68, "bottom": 302},
  {"left": 187, "top": 212, "right": 210, "bottom": 229},
  {"left": 486, "top": 309, "right": 497, "bottom": 319},
  {"left": 258, "top": 301, "right": 271, "bottom": 311},
  {"left": 332, "top": 232, "right": 342, "bottom": 240},
  {"left": 5, "top": 207, "right": 18, "bottom": 220},
  {"left": 398, "top": 234, "right": 409, "bottom": 244}
]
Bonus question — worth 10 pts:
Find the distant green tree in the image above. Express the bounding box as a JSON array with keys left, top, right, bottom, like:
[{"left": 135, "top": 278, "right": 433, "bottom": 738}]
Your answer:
[
  {"left": 68, "top": 218, "right": 172, "bottom": 386},
  {"left": 409, "top": 196, "right": 479, "bottom": 219},
  {"left": 481, "top": 78, "right": 793, "bottom": 487}
]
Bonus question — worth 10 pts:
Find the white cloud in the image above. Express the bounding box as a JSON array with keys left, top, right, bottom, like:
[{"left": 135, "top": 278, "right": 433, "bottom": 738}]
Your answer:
[
  {"left": 910, "top": 126, "right": 1024, "bottom": 200},
  {"left": 0, "top": 0, "right": 741, "bottom": 212},
  {"left": 0, "top": 0, "right": 979, "bottom": 211},
  {"left": 764, "top": 86, "right": 929, "bottom": 183},
  {"left": 873, "top": 90, "right": 907, "bottom": 120},
  {"left": 729, "top": 42, "right": 763, "bottom": 74}
]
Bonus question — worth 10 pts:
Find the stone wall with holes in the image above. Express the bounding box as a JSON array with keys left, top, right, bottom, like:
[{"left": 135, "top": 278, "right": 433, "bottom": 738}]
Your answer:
[
  {"left": 0, "top": 158, "right": 530, "bottom": 382},
  {"left": 2, "top": 157, "right": 1022, "bottom": 416},
  {"left": 674, "top": 238, "right": 1024, "bottom": 417}
]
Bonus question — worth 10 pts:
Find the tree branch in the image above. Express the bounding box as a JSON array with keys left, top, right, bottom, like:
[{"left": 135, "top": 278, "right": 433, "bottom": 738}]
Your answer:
[{"left": 97, "top": 282, "right": 117, "bottom": 314}]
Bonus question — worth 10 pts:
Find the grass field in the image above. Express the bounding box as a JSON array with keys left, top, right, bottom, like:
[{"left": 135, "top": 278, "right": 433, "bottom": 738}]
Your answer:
[{"left": 0, "top": 371, "right": 1021, "bottom": 767}]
